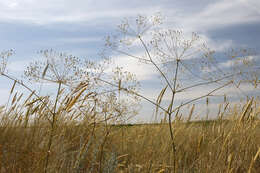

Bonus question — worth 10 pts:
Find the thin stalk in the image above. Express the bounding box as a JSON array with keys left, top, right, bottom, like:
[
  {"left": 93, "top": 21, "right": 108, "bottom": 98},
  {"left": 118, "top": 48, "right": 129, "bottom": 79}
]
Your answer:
[
  {"left": 44, "top": 81, "right": 62, "bottom": 173},
  {"left": 176, "top": 74, "right": 235, "bottom": 93},
  {"left": 138, "top": 35, "right": 174, "bottom": 92},
  {"left": 115, "top": 49, "right": 151, "bottom": 64},
  {"left": 168, "top": 59, "right": 180, "bottom": 173},
  {"left": 171, "top": 81, "right": 233, "bottom": 114}
]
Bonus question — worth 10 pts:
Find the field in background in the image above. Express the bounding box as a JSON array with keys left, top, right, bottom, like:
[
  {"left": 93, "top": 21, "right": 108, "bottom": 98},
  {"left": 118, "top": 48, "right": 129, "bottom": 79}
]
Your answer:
[{"left": 0, "top": 100, "right": 259, "bottom": 173}]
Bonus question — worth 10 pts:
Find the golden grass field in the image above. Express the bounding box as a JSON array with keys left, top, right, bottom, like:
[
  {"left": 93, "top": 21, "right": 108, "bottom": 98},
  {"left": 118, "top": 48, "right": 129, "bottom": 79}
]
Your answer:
[{"left": 0, "top": 99, "right": 259, "bottom": 173}]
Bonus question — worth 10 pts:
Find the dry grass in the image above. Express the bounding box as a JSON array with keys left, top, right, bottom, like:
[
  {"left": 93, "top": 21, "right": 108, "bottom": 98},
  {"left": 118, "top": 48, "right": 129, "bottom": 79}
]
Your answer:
[{"left": 0, "top": 98, "right": 259, "bottom": 173}]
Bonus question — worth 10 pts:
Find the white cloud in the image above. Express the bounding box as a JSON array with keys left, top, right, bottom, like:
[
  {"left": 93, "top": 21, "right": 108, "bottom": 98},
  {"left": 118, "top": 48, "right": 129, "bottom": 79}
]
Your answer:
[
  {"left": 174, "top": 0, "right": 260, "bottom": 32},
  {"left": 0, "top": 0, "right": 162, "bottom": 24},
  {"left": 108, "top": 54, "right": 157, "bottom": 81}
]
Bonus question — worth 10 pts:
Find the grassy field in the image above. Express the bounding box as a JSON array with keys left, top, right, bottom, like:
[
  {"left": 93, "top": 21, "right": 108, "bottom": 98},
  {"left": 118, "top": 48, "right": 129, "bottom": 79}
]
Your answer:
[{"left": 0, "top": 102, "right": 259, "bottom": 173}]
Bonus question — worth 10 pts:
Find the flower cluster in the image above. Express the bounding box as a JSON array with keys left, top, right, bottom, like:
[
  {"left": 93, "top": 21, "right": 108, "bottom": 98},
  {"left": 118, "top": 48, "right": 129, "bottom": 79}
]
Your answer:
[
  {"left": 24, "top": 49, "right": 86, "bottom": 86},
  {"left": 0, "top": 49, "right": 14, "bottom": 74}
]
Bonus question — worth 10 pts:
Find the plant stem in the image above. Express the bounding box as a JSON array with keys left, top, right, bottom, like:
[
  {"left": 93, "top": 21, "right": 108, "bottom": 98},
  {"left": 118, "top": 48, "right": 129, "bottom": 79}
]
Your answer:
[
  {"left": 44, "top": 81, "right": 62, "bottom": 173},
  {"left": 168, "top": 59, "right": 180, "bottom": 173},
  {"left": 138, "top": 36, "right": 174, "bottom": 92}
]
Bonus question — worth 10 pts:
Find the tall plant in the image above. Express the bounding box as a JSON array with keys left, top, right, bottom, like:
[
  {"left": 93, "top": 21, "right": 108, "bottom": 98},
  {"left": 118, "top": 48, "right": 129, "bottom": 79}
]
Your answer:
[{"left": 104, "top": 14, "right": 259, "bottom": 172}]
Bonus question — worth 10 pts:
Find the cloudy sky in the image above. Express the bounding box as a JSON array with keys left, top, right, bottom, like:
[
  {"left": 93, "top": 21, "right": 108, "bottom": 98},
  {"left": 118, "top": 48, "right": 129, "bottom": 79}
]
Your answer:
[{"left": 0, "top": 0, "right": 260, "bottom": 122}]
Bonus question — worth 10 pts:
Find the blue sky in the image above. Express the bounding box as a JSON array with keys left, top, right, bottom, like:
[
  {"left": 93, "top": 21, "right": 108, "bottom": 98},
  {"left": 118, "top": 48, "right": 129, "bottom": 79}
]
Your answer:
[{"left": 0, "top": 0, "right": 260, "bottom": 122}]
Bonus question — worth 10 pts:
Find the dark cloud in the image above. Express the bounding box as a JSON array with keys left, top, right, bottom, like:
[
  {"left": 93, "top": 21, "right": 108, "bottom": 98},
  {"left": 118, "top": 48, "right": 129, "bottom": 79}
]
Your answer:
[
  {"left": 0, "top": 21, "right": 115, "bottom": 58},
  {"left": 207, "top": 22, "right": 260, "bottom": 50}
]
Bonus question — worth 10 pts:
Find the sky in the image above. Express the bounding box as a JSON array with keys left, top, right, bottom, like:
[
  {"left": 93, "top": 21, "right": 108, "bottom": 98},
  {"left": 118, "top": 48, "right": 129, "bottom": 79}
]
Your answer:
[{"left": 0, "top": 0, "right": 260, "bottom": 122}]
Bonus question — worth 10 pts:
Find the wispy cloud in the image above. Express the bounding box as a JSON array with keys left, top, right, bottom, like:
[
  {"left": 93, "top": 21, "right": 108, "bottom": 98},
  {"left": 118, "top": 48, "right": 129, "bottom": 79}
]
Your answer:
[
  {"left": 0, "top": 0, "right": 162, "bottom": 24},
  {"left": 175, "top": 0, "right": 260, "bottom": 32}
]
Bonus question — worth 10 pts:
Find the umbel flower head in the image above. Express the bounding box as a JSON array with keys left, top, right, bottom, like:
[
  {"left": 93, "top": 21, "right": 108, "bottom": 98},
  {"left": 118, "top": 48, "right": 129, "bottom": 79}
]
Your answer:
[
  {"left": 105, "top": 13, "right": 163, "bottom": 49},
  {"left": 24, "top": 49, "right": 86, "bottom": 86},
  {"left": 0, "top": 49, "right": 14, "bottom": 74}
]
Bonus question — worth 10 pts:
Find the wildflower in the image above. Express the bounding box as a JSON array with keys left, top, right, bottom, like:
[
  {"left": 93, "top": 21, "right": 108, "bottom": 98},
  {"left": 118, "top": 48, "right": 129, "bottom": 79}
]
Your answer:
[
  {"left": 0, "top": 49, "right": 14, "bottom": 74},
  {"left": 24, "top": 49, "right": 86, "bottom": 86}
]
